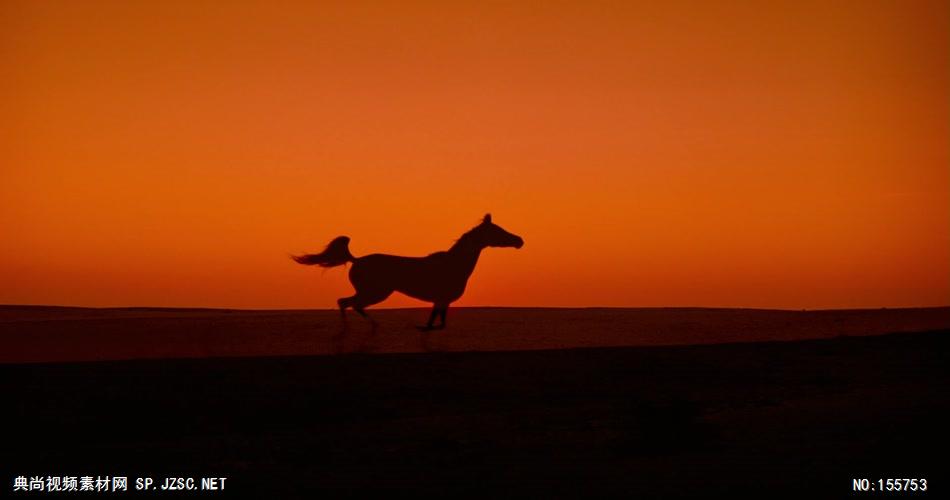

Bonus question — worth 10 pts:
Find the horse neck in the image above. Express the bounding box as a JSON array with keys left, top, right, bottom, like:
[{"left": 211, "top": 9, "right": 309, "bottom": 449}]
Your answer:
[{"left": 448, "top": 234, "right": 484, "bottom": 274}]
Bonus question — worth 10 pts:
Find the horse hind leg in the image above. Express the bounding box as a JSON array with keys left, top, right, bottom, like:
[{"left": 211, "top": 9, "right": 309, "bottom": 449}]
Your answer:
[
  {"left": 334, "top": 296, "right": 356, "bottom": 342},
  {"left": 350, "top": 288, "right": 392, "bottom": 332}
]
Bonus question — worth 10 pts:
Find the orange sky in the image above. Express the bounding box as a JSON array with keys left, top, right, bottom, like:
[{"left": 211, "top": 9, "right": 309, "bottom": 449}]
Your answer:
[{"left": 2, "top": 1, "right": 948, "bottom": 309}]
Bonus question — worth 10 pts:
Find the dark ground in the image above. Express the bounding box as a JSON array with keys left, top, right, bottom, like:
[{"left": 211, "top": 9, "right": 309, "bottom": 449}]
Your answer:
[
  {"left": 3, "top": 306, "right": 949, "bottom": 363},
  {"left": 3, "top": 328, "right": 948, "bottom": 497}
]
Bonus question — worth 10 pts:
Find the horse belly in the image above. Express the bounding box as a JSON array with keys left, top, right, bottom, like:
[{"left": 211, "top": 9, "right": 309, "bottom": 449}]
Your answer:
[
  {"left": 351, "top": 254, "right": 467, "bottom": 303},
  {"left": 398, "top": 281, "right": 466, "bottom": 304},
  {"left": 395, "top": 265, "right": 467, "bottom": 303}
]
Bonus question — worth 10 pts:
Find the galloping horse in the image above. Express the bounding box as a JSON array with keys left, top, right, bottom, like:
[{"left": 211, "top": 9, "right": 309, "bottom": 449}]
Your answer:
[{"left": 293, "top": 214, "right": 523, "bottom": 330}]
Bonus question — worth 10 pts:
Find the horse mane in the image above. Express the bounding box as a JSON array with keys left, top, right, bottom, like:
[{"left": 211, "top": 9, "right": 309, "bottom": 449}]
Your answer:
[{"left": 449, "top": 221, "right": 486, "bottom": 251}]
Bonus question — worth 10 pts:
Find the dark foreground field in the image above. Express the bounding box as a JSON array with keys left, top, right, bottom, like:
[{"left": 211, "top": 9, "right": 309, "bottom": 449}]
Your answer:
[{"left": 2, "top": 307, "right": 949, "bottom": 497}]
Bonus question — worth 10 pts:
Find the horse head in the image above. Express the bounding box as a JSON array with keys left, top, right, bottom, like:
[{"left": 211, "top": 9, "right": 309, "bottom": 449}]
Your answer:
[{"left": 474, "top": 214, "right": 524, "bottom": 249}]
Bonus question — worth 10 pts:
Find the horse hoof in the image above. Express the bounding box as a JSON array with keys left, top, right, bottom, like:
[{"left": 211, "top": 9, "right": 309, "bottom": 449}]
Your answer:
[{"left": 416, "top": 325, "right": 434, "bottom": 332}]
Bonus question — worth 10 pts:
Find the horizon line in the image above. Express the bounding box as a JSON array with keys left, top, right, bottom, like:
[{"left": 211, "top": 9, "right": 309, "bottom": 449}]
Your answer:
[{"left": 2, "top": 304, "right": 949, "bottom": 313}]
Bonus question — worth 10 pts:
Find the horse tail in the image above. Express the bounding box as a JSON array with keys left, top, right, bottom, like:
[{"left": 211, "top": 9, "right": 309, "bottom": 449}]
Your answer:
[{"left": 292, "top": 236, "right": 355, "bottom": 267}]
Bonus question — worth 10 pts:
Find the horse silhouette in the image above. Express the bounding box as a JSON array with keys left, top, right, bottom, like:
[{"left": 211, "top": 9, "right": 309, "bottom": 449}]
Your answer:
[{"left": 293, "top": 214, "right": 523, "bottom": 330}]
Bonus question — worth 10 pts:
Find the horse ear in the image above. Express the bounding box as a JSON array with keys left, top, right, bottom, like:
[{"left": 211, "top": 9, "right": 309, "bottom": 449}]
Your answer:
[{"left": 483, "top": 213, "right": 492, "bottom": 224}]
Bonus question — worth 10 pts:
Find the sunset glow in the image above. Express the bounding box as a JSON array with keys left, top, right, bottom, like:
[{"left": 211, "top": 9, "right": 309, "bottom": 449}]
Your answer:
[{"left": 2, "top": 1, "right": 948, "bottom": 309}]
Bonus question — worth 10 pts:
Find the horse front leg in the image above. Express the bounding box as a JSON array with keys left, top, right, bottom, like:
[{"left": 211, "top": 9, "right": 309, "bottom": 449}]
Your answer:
[
  {"left": 418, "top": 305, "right": 439, "bottom": 331},
  {"left": 436, "top": 304, "right": 448, "bottom": 329}
]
